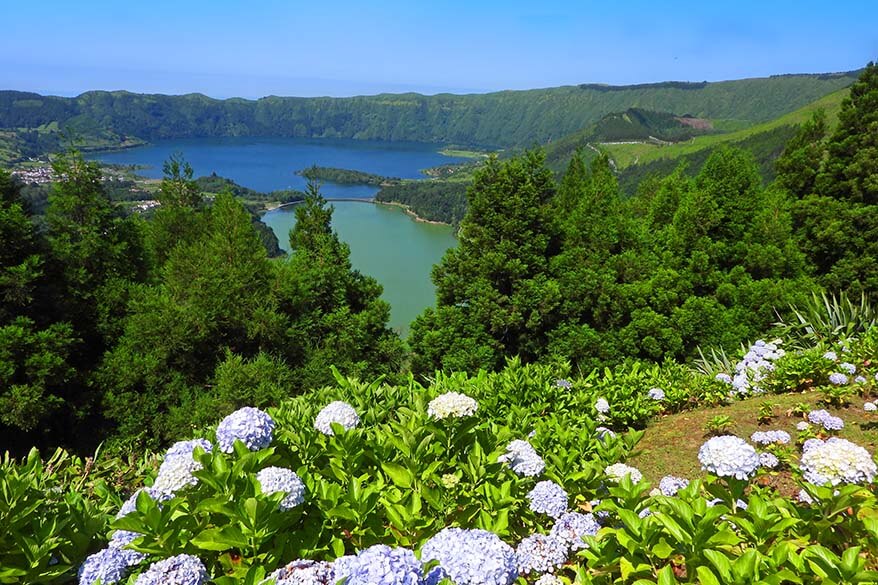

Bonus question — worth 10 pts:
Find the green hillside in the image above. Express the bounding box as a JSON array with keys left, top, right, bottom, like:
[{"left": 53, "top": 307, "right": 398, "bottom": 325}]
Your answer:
[
  {"left": 0, "top": 71, "right": 859, "bottom": 162},
  {"left": 601, "top": 87, "right": 849, "bottom": 169}
]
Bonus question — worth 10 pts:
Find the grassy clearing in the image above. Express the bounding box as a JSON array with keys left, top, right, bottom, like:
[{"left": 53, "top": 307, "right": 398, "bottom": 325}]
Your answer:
[
  {"left": 603, "top": 88, "right": 849, "bottom": 170},
  {"left": 631, "top": 388, "right": 878, "bottom": 483},
  {"left": 438, "top": 148, "right": 490, "bottom": 159}
]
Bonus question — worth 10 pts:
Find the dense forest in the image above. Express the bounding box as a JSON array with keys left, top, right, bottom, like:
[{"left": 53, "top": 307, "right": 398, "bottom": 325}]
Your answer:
[
  {"left": 409, "top": 63, "right": 878, "bottom": 374},
  {"left": 0, "top": 72, "right": 859, "bottom": 159}
]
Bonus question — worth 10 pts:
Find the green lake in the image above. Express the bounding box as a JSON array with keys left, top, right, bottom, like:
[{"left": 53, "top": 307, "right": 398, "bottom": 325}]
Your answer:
[{"left": 263, "top": 201, "right": 456, "bottom": 335}]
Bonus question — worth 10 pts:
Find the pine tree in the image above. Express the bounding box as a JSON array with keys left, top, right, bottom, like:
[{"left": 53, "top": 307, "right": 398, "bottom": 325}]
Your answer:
[
  {"left": 410, "top": 151, "right": 561, "bottom": 374},
  {"left": 816, "top": 62, "right": 878, "bottom": 204},
  {"left": 0, "top": 170, "right": 77, "bottom": 446}
]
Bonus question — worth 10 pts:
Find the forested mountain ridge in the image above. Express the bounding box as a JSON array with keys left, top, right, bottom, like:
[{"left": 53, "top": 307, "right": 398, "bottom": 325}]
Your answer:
[{"left": 0, "top": 71, "right": 859, "bottom": 157}]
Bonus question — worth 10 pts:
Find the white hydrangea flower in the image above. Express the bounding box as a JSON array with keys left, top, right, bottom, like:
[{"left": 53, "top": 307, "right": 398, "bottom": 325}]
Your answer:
[
  {"left": 427, "top": 392, "right": 478, "bottom": 420},
  {"left": 314, "top": 401, "right": 360, "bottom": 435},
  {"left": 865, "top": 402, "right": 877, "bottom": 412},
  {"left": 604, "top": 463, "right": 643, "bottom": 484},
  {"left": 498, "top": 439, "right": 545, "bottom": 477},
  {"left": 594, "top": 398, "right": 610, "bottom": 414},
  {"left": 697, "top": 435, "right": 760, "bottom": 480},
  {"left": 800, "top": 438, "right": 877, "bottom": 486},
  {"left": 256, "top": 466, "right": 305, "bottom": 511}
]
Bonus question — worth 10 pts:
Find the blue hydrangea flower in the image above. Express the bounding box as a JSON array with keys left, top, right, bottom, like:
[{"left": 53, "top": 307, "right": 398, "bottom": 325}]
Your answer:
[
  {"left": 554, "top": 379, "right": 572, "bottom": 389},
  {"left": 759, "top": 452, "right": 780, "bottom": 469},
  {"left": 856, "top": 376, "right": 868, "bottom": 385},
  {"left": 840, "top": 362, "right": 857, "bottom": 375},
  {"left": 112, "top": 487, "right": 171, "bottom": 553},
  {"left": 333, "top": 545, "right": 426, "bottom": 585},
  {"left": 515, "top": 534, "right": 567, "bottom": 575},
  {"left": 715, "top": 373, "right": 732, "bottom": 384},
  {"left": 697, "top": 436, "right": 760, "bottom": 480},
  {"left": 535, "top": 575, "right": 563, "bottom": 585},
  {"left": 800, "top": 437, "right": 877, "bottom": 486},
  {"left": 527, "top": 481, "right": 568, "bottom": 519},
  {"left": 807, "top": 409, "right": 844, "bottom": 431},
  {"left": 268, "top": 559, "right": 335, "bottom": 585},
  {"left": 824, "top": 416, "right": 844, "bottom": 431},
  {"left": 802, "top": 438, "right": 824, "bottom": 453},
  {"left": 216, "top": 407, "right": 275, "bottom": 453},
  {"left": 594, "top": 398, "right": 610, "bottom": 414},
  {"left": 134, "top": 554, "right": 207, "bottom": 585},
  {"left": 829, "top": 372, "right": 849, "bottom": 386},
  {"left": 823, "top": 351, "right": 838, "bottom": 361},
  {"left": 162, "top": 439, "right": 212, "bottom": 467},
  {"left": 314, "top": 401, "right": 360, "bottom": 435},
  {"left": 750, "top": 430, "right": 791, "bottom": 445},
  {"left": 78, "top": 548, "right": 140, "bottom": 585},
  {"left": 647, "top": 388, "right": 665, "bottom": 401},
  {"left": 153, "top": 440, "right": 212, "bottom": 494},
  {"left": 497, "top": 439, "right": 544, "bottom": 477},
  {"left": 658, "top": 476, "right": 689, "bottom": 496},
  {"left": 727, "top": 340, "right": 784, "bottom": 395},
  {"left": 256, "top": 466, "right": 305, "bottom": 511},
  {"left": 550, "top": 512, "right": 599, "bottom": 551},
  {"left": 865, "top": 402, "right": 877, "bottom": 412},
  {"left": 796, "top": 421, "right": 810, "bottom": 431},
  {"left": 420, "top": 528, "right": 517, "bottom": 585},
  {"left": 117, "top": 487, "right": 170, "bottom": 519}
]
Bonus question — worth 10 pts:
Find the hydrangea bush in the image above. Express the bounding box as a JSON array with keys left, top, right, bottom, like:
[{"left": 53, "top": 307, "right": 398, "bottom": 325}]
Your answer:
[{"left": 5, "top": 342, "right": 878, "bottom": 585}]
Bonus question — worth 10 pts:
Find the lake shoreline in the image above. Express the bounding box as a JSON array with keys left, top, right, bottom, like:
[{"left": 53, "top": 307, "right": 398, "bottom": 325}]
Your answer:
[
  {"left": 374, "top": 200, "right": 451, "bottom": 226},
  {"left": 261, "top": 197, "right": 450, "bottom": 227}
]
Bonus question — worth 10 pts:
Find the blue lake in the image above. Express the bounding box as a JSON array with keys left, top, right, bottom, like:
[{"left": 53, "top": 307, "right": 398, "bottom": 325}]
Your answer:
[
  {"left": 90, "top": 136, "right": 464, "bottom": 196},
  {"left": 90, "top": 137, "right": 462, "bottom": 334}
]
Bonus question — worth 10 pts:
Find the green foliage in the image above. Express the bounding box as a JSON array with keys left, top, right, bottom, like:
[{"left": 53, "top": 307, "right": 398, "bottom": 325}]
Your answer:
[
  {"left": 756, "top": 402, "right": 778, "bottom": 425},
  {"left": 775, "top": 291, "right": 877, "bottom": 348},
  {"left": 415, "top": 143, "right": 815, "bottom": 374},
  {"left": 703, "top": 415, "right": 735, "bottom": 436},
  {"left": 0, "top": 448, "right": 121, "bottom": 584},
  {"left": 375, "top": 180, "right": 468, "bottom": 225},
  {"left": 298, "top": 166, "right": 395, "bottom": 186},
  {"left": 101, "top": 185, "right": 404, "bottom": 449},
  {"left": 410, "top": 151, "right": 560, "bottom": 373},
  {"left": 5, "top": 348, "right": 875, "bottom": 583},
  {"left": 780, "top": 63, "right": 878, "bottom": 298}
]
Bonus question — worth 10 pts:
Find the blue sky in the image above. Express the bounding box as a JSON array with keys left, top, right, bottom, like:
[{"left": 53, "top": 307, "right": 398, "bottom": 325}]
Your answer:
[{"left": 2, "top": 0, "right": 876, "bottom": 98}]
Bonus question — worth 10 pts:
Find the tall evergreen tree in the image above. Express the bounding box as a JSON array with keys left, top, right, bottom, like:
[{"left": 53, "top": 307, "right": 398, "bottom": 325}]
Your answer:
[
  {"left": 815, "top": 62, "right": 878, "bottom": 204},
  {"left": 145, "top": 154, "right": 206, "bottom": 269},
  {"left": 0, "top": 169, "right": 77, "bottom": 448},
  {"left": 788, "top": 63, "right": 878, "bottom": 296},
  {"left": 775, "top": 109, "right": 827, "bottom": 199},
  {"left": 410, "top": 151, "right": 561, "bottom": 374}
]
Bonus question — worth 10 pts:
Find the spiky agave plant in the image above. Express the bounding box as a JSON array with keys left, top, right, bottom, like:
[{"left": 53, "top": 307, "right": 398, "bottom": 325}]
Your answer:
[
  {"left": 692, "top": 345, "right": 739, "bottom": 377},
  {"left": 775, "top": 291, "right": 876, "bottom": 348}
]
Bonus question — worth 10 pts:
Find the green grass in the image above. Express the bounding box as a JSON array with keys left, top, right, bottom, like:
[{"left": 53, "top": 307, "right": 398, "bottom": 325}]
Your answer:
[
  {"left": 631, "top": 388, "right": 878, "bottom": 486},
  {"left": 603, "top": 88, "right": 849, "bottom": 170},
  {"left": 438, "top": 148, "right": 489, "bottom": 159}
]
